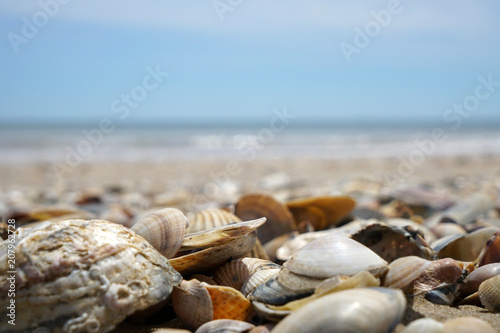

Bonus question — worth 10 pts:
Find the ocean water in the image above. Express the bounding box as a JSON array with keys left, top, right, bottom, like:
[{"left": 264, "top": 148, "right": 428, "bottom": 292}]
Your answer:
[{"left": 1, "top": 125, "right": 499, "bottom": 164}]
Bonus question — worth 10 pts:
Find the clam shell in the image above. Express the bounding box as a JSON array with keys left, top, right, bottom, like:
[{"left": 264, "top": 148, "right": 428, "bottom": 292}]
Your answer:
[
  {"left": 401, "top": 318, "right": 444, "bottom": 333},
  {"left": 440, "top": 192, "right": 495, "bottom": 225},
  {"left": 131, "top": 208, "right": 188, "bottom": 258},
  {"left": 271, "top": 288, "right": 406, "bottom": 333},
  {"left": 442, "top": 316, "right": 496, "bottom": 333},
  {"left": 214, "top": 258, "right": 279, "bottom": 290},
  {"left": 235, "top": 194, "right": 295, "bottom": 244},
  {"left": 478, "top": 274, "right": 500, "bottom": 312},
  {"left": 286, "top": 195, "right": 356, "bottom": 230},
  {"left": 283, "top": 234, "right": 388, "bottom": 279},
  {"left": 247, "top": 273, "right": 313, "bottom": 305},
  {"left": 459, "top": 263, "right": 500, "bottom": 295},
  {"left": 477, "top": 229, "right": 500, "bottom": 267},
  {"left": 187, "top": 209, "right": 242, "bottom": 234},
  {"left": 430, "top": 222, "right": 466, "bottom": 239},
  {"left": 382, "top": 256, "right": 432, "bottom": 292},
  {"left": 172, "top": 279, "right": 252, "bottom": 330},
  {"left": 351, "top": 223, "right": 436, "bottom": 263},
  {"left": 195, "top": 319, "right": 255, "bottom": 333},
  {"left": 431, "top": 227, "right": 498, "bottom": 262},
  {"left": 411, "top": 258, "right": 463, "bottom": 294},
  {"left": 241, "top": 268, "right": 280, "bottom": 297},
  {"left": 0, "top": 219, "right": 182, "bottom": 333}
]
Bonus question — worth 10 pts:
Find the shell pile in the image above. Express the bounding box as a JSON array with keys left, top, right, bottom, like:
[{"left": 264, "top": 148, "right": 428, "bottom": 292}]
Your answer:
[{"left": 1, "top": 180, "right": 499, "bottom": 332}]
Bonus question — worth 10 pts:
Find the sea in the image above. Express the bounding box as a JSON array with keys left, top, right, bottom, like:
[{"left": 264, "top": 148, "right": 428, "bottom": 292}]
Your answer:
[{"left": 1, "top": 123, "right": 499, "bottom": 165}]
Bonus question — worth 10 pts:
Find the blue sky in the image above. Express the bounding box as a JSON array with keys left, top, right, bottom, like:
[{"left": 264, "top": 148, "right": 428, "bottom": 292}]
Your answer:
[{"left": 1, "top": 0, "right": 500, "bottom": 126}]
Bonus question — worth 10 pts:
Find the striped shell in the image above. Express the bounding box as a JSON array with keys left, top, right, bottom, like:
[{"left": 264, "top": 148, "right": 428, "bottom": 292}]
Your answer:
[
  {"left": 213, "top": 258, "right": 280, "bottom": 290},
  {"left": 478, "top": 274, "right": 500, "bottom": 312},
  {"left": 131, "top": 208, "right": 188, "bottom": 258},
  {"left": 187, "top": 209, "right": 241, "bottom": 234}
]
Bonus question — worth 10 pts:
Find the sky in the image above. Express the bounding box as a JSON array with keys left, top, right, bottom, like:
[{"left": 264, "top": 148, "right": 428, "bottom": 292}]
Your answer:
[{"left": 0, "top": 0, "right": 500, "bottom": 126}]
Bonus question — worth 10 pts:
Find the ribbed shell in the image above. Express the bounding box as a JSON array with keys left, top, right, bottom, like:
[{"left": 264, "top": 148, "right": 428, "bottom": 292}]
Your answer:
[
  {"left": 131, "top": 208, "right": 188, "bottom": 258},
  {"left": 187, "top": 209, "right": 242, "bottom": 234},
  {"left": 213, "top": 258, "right": 280, "bottom": 290},
  {"left": 241, "top": 268, "right": 280, "bottom": 296},
  {"left": 204, "top": 283, "right": 252, "bottom": 321},
  {"left": 478, "top": 275, "right": 500, "bottom": 312},
  {"left": 172, "top": 279, "right": 213, "bottom": 330},
  {"left": 383, "top": 256, "right": 432, "bottom": 292},
  {"left": 195, "top": 319, "right": 255, "bottom": 333}
]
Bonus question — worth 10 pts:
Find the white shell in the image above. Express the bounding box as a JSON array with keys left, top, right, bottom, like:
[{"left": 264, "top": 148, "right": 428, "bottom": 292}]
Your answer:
[
  {"left": 271, "top": 288, "right": 406, "bottom": 333},
  {"left": 383, "top": 256, "right": 432, "bottom": 291},
  {"left": 402, "top": 318, "right": 444, "bottom": 333}
]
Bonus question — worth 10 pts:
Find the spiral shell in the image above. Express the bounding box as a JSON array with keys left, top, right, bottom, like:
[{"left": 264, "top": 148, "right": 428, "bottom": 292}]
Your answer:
[{"left": 131, "top": 208, "right": 188, "bottom": 258}]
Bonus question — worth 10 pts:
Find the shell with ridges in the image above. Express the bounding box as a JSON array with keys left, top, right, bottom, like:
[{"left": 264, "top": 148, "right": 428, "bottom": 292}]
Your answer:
[
  {"left": 213, "top": 258, "right": 280, "bottom": 290},
  {"left": 186, "top": 208, "right": 241, "bottom": 234},
  {"left": 478, "top": 274, "right": 500, "bottom": 312},
  {"left": 194, "top": 319, "right": 255, "bottom": 333},
  {"left": 382, "top": 256, "right": 432, "bottom": 292},
  {"left": 131, "top": 208, "right": 188, "bottom": 258},
  {"left": 241, "top": 268, "right": 280, "bottom": 297}
]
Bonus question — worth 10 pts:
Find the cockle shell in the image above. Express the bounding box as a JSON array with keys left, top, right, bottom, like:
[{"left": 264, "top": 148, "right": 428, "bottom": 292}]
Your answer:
[
  {"left": 171, "top": 218, "right": 266, "bottom": 275},
  {"left": 286, "top": 195, "right": 356, "bottom": 230},
  {"left": 213, "top": 258, "right": 280, "bottom": 291},
  {"left": 0, "top": 219, "right": 182, "bottom": 333},
  {"left": 172, "top": 279, "right": 252, "bottom": 330},
  {"left": 478, "top": 274, "right": 500, "bottom": 312},
  {"left": 271, "top": 288, "right": 406, "bottom": 333},
  {"left": 194, "top": 319, "right": 255, "bottom": 333},
  {"left": 241, "top": 268, "right": 280, "bottom": 297},
  {"left": 131, "top": 208, "right": 188, "bottom": 258},
  {"left": 235, "top": 194, "right": 295, "bottom": 244},
  {"left": 187, "top": 209, "right": 242, "bottom": 234}
]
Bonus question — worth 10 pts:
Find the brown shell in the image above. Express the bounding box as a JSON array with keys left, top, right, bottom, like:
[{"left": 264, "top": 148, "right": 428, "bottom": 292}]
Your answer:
[
  {"left": 286, "top": 196, "right": 356, "bottom": 230},
  {"left": 478, "top": 274, "right": 500, "bottom": 312},
  {"left": 187, "top": 209, "right": 242, "bottom": 234},
  {"left": 204, "top": 283, "right": 252, "bottom": 321},
  {"left": 477, "top": 230, "right": 500, "bottom": 267},
  {"left": 172, "top": 279, "right": 213, "bottom": 330},
  {"left": 213, "top": 258, "right": 280, "bottom": 290},
  {"left": 131, "top": 208, "right": 188, "bottom": 258},
  {"left": 235, "top": 194, "right": 296, "bottom": 244}
]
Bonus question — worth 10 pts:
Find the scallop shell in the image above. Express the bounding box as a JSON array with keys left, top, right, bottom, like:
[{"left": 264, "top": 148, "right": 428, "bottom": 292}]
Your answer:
[
  {"left": 0, "top": 219, "right": 182, "bottom": 333},
  {"left": 172, "top": 279, "right": 252, "bottom": 330},
  {"left": 271, "top": 288, "right": 406, "bottom": 333},
  {"left": 187, "top": 209, "right": 242, "bottom": 234},
  {"left": 131, "top": 208, "right": 188, "bottom": 258},
  {"left": 213, "top": 258, "right": 280, "bottom": 290},
  {"left": 478, "top": 274, "right": 500, "bottom": 312},
  {"left": 234, "top": 194, "right": 295, "bottom": 244},
  {"left": 286, "top": 195, "right": 356, "bottom": 230},
  {"left": 195, "top": 319, "right": 255, "bottom": 333}
]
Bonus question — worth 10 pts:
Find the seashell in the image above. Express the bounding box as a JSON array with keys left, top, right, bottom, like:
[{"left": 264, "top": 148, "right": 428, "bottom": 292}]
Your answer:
[
  {"left": 351, "top": 223, "right": 436, "bottom": 263},
  {"left": 401, "top": 318, "right": 444, "bottom": 333},
  {"left": 384, "top": 184, "right": 456, "bottom": 211},
  {"left": 249, "top": 324, "right": 273, "bottom": 333},
  {"left": 214, "top": 258, "right": 280, "bottom": 290},
  {"left": 247, "top": 273, "right": 313, "bottom": 305},
  {"left": 241, "top": 268, "right": 280, "bottom": 297},
  {"left": 246, "top": 238, "right": 271, "bottom": 261},
  {"left": 275, "top": 220, "right": 377, "bottom": 261},
  {"left": 172, "top": 279, "right": 252, "bottom": 330},
  {"left": 0, "top": 219, "right": 182, "bottom": 333},
  {"left": 424, "top": 283, "right": 458, "bottom": 305},
  {"left": 458, "top": 263, "right": 500, "bottom": 295},
  {"left": 387, "top": 218, "right": 436, "bottom": 244},
  {"left": 478, "top": 274, "right": 500, "bottom": 312},
  {"left": 251, "top": 301, "right": 291, "bottom": 323},
  {"left": 171, "top": 218, "right": 265, "bottom": 275},
  {"left": 430, "top": 222, "right": 466, "bottom": 239},
  {"left": 382, "top": 256, "right": 432, "bottom": 292},
  {"left": 442, "top": 316, "right": 496, "bottom": 333},
  {"left": 190, "top": 274, "right": 218, "bottom": 285},
  {"left": 195, "top": 319, "right": 255, "bottom": 333},
  {"left": 286, "top": 195, "right": 356, "bottom": 230},
  {"left": 440, "top": 192, "right": 495, "bottom": 225},
  {"left": 263, "top": 232, "right": 298, "bottom": 263},
  {"left": 271, "top": 288, "right": 406, "bottom": 333},
  {"left": 234, "top": 194, "right": 295, "bottom": 244},
  {"left": 213, "top": 258, "right": 280, "bottom": 290},
  {"left": 131, "top": 208, "right": 188, "bottom": 258},
  {"left": 432, "top": 227, "right": 498, "bottom": 262},
  {"left": 28, "top": 205, "right": 93, "bottom": 223},
  {"left": 477, "top": 229, "right": 500, "bottom": 266},
  {"left": 187, "top": 209, "right": 242, "bottom": 234},
  {"left": 410, "top": 258, "right": 463, "bottom": 294}
]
